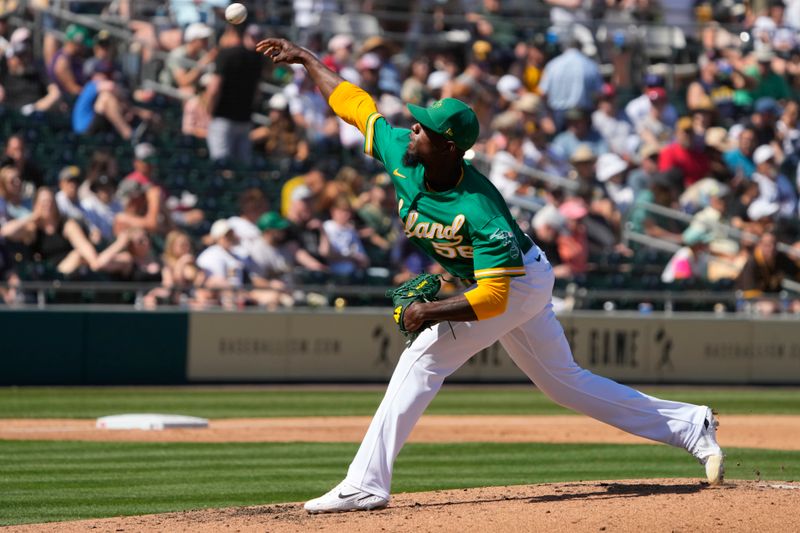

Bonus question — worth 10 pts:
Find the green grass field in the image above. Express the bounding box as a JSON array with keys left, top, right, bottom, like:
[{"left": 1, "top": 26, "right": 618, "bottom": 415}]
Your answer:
[
  {"left": 1, "top": 441, "right": 797, "bottom": 526},
  {"left": 1, "top": 386, "right": 799, "bottom": 526},
  {"left": 2, "top": 386, "right": 800, "bottom": 418}
]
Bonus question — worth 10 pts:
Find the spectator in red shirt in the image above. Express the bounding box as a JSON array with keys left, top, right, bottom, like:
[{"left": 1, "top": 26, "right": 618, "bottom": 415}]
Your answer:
[
  {"left": 557, "top": 198, "right": 590, "bottom": 275},
  {"left": 659, "top": 116, "right": 711, "bottom": 187},
  {"left": 322, "top": 34, "right": 354, "bottom": 76}
]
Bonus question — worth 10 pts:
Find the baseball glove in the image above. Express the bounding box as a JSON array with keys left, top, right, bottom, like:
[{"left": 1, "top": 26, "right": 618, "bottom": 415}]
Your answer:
[{"left": 386, "top": 273, "right": 442, "bottom": 339}]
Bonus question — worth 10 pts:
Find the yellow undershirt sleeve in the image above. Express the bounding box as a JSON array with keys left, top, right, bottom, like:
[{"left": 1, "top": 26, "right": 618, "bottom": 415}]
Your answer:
[
  {"left": 464, "top": 276, "right": 511, "bottom": 321},
  {"left": 327, "top": 81, "right": 379, "bottom": 135}
]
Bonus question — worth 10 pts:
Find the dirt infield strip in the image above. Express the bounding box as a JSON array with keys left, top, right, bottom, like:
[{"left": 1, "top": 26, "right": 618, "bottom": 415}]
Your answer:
[
  {"left": 1, "top": 415, "right": 799, "bottom": 449},
  {"left": 5, "top": 480, "right": 800, "bottom": 532}
]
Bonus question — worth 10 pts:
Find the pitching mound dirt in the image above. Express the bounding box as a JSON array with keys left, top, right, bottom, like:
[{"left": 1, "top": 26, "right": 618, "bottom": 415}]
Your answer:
[
  {"left": 1, "top": 415, "right": 799, "bottom": 450},
  {"left": 5, "top": 479, "right": 800, "bottom": 532}
]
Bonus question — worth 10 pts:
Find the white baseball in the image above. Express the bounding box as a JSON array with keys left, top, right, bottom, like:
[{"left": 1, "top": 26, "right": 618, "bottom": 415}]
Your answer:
[{"left": 225, "top": 3, "right": 248, "bottom": 25}]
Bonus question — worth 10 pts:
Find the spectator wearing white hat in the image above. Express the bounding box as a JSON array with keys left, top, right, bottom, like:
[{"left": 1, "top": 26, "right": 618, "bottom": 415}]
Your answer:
[
  {"left": 752, "top": 16, "right": 778, "bottom": 53},
  {"left": 751, "top": 144, "right": 797, "bottom": 218},
  {"left": 197, "top": 219, "right": 245, "bottom": 287},
  {"left": 355, "top": 53, "right": 382, "bottom": 96},
  {"left": 496, "top": 74, "right": 523, "bottom": 110},
  {"left": 250, "top": 93, "right": 310, "bottom": 163},
  {"left": 746, "top": 198, "right": 781, "bottom": 227},
  {"left": 426, "top": 70, "right": 451, "bottom": 102},
  {"left": 159, "top": 22, "right": 217, "bottom": 92},
  {"left": 196, "top": 219, "right": 265, "bottom": 308},
  {"left": 596, "top": 152, "right": 633, "bottom": 216},
  {"left": 531, "top": 205, "right": 571, "bottom": 278},
  {"left": 322, "top": 34, "right": 356, "bottom": 79}
]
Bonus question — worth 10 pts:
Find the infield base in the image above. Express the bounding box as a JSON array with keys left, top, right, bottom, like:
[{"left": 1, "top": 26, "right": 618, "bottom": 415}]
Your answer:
[{"left": 96, "top": 414, "right": 209, "bottom": 430}]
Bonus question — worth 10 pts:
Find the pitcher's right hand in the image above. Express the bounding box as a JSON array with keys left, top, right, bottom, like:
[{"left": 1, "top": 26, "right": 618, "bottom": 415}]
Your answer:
[{"left": 256, "top": 38, "right": 308, "bottom": 65}]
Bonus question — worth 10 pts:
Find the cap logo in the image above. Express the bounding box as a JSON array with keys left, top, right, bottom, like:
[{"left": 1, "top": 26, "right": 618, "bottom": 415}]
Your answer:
[
  {"left": 444, "top": 128, "right": 454, "bottom": 137},
  {"left": 431, "top": 100, "right": 443, "bottom": 109}
]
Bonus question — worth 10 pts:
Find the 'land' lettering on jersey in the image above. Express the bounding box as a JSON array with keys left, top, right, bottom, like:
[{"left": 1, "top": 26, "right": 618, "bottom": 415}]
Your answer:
[{"left": 365, "top": 113, "right": 532, "bottom": 280}]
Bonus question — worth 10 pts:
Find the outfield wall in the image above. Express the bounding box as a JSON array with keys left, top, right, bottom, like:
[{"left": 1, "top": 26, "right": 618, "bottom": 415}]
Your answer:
[
  {"left": 0, "top": 309, "right": 187, "bottom": 385},
  {"left": 2, "top": 309, "right": 799, "bottom": 385}
]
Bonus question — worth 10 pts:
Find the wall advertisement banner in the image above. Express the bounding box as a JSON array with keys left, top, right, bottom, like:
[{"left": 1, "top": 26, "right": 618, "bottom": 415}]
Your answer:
[{"left": 187, "top": 311, "right": 800, "bottom": 383}]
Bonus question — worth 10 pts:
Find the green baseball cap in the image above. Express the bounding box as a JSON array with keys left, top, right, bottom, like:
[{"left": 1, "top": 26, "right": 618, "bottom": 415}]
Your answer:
[
  {"left": 257, "top": 211, "right": 291, "bottom": 232},
  {"left": 65, "top": 24, "right": 92, "bottom": 47},
  {"left": 407, "top": 98, "right": 480, "bottom": 151}
]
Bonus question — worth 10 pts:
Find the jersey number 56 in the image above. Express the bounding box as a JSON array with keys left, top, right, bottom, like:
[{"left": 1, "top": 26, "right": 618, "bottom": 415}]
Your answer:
[{"left": 432, "top": 242, "right": 474, "bottom": 259}]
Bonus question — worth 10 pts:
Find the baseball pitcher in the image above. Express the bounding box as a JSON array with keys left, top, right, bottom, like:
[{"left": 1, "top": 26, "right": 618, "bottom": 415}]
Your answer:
[{"left": 256, "top": 38, "right": 724, "bottom": 514}]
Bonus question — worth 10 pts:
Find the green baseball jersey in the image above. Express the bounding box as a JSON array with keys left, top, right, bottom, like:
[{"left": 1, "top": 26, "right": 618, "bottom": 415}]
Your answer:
[{"left": 364, "top": 113, "right": 533, "bottom": 281}]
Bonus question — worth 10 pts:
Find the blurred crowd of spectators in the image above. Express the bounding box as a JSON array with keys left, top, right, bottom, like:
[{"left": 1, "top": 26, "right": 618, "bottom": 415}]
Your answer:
[{"left": 2, "top": 1, "right": 800, "bottom": 312}]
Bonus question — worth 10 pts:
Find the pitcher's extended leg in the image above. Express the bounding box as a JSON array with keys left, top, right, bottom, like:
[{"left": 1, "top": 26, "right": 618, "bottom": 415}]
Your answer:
[
  {"left": 344, "top": 306, "right": 537, "bottom": 498},
  {"left": 500, "top": 302, "right": 712, "bottom": 453}
]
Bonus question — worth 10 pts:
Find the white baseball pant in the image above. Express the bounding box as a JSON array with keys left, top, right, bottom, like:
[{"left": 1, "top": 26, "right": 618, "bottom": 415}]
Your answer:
[{"left": 344, "top": 247, "right": 709, "bottom": 500}]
